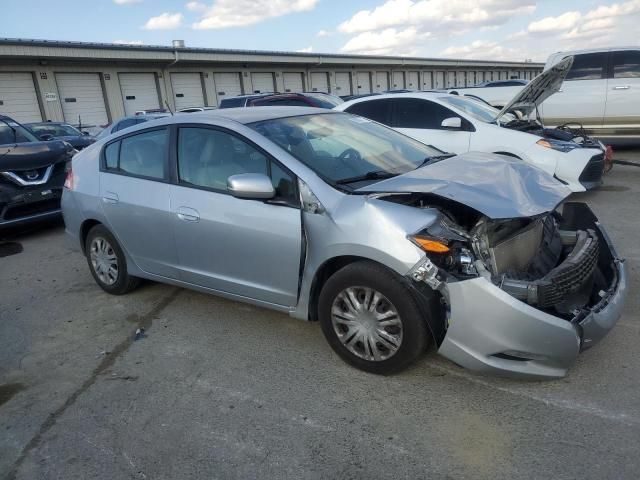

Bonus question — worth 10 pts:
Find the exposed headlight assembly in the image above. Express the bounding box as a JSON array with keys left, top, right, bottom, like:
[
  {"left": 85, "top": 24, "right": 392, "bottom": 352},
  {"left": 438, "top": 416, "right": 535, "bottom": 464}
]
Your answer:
[{"left": 536, "top": 138, "right": 580, "bottom": 153}]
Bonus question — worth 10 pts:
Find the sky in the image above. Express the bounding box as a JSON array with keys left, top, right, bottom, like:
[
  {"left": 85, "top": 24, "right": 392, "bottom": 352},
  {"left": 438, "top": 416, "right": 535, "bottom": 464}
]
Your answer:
[{"left": 2, "top": 0, "right": 639, "bottom": 62}]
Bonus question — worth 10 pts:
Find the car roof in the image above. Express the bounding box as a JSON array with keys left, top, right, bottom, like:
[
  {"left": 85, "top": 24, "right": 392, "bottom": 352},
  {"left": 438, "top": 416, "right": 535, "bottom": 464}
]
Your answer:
[
  {"left": 337, "top": 91, "right": 448, "bottom": 109},
  {"left": 26, "top": 121, "right": 72, "bottom": 126},
  {"left": 189, "top": 106, "right": 334, "bottom": 124}
]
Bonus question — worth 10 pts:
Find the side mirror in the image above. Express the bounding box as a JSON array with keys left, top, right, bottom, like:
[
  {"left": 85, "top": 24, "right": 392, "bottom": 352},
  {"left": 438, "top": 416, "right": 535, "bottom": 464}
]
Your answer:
[
  {"left": 227, "top": 173, "right": 275, "bottom": 200},
  {"left": 82, "top": 131, "right": 90, "bottom": 136},
  {"left": 39, "top": 133, "right": 54, "bottom": 141},
  {"left": 441, "top": 117, "right": 462, "bottom": 129}
]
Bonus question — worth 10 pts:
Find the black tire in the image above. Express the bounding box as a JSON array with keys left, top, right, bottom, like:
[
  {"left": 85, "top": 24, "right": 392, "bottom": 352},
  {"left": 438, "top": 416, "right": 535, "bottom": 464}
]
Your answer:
[
  {"left": 85, "top": 224, "right": 140, "bottom": 295},
  {"left": 318, "top": 260, "right": 432, "bottom": 374}
]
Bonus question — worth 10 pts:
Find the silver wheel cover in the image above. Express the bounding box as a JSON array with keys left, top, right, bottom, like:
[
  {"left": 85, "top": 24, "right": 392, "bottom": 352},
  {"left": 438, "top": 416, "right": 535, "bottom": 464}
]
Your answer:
[
  {"left": 90, "top": 237, "right": 119, "bottom": 286},
  {"left": 331, "top": 286, "right": 403, "bottom": 362}
]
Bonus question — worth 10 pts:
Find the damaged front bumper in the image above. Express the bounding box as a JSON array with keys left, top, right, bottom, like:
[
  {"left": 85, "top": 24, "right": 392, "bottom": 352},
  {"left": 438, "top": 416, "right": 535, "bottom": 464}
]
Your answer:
[{"left": 427, "top": 203, "right": 627, "bottom": 379}]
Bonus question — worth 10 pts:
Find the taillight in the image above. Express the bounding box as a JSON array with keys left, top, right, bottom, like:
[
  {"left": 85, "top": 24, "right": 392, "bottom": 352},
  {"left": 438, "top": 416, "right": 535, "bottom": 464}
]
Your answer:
[{"left": 64, "top": 165, "right": 74, "bottom": 190}]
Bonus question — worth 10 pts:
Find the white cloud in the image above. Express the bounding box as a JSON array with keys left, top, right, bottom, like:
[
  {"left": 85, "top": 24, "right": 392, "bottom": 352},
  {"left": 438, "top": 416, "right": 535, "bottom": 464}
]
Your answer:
[
  {"left": 113, "top": 40, "right": 144, "bottom": 45},
  {"left": 338, "top": 0, "right": 535, "bottom": 34},
  {"left": 186, "top": 1, "right": 207, "bottom": 12},
  {"left": 143, "top": 12, "right": 184, "bottom": 30},
  {"left": 316, "top": 29, "right": 331, "bottom": 37},
  {"left": 192, "top": 0, "right": 318, "bottom": 29},
  {"left": 296, "top": 46, "right": 313, "bottom": 53},
  {"left": 114, "top": 0, "right": 142, "bottom": 4},
  {"left": 341, "top": 27, "right": 430, "bottom": 56},
  {"left": 527, "top": 11, "right": 581, "bottom": 33},
  {"left": 584, "top": 0, "right": 640, "bottom": 20},
  {"left": 441, "top": 40, "right": 518, "bottom": 60}
]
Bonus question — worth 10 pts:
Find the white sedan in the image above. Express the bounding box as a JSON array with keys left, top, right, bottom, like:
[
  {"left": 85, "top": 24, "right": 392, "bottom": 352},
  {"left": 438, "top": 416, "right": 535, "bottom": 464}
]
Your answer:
[{"left": 335, "top": 58, "right": 606, "bottom": 192}]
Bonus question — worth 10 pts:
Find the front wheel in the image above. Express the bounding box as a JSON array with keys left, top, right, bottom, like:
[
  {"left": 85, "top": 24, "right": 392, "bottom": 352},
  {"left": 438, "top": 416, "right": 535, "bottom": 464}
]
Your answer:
[
  {"left": 85, "top": 224, "right": 140, "bottom": 295},
  {"left": 318, "top": 261, "right": 431, "bottom": 374}
]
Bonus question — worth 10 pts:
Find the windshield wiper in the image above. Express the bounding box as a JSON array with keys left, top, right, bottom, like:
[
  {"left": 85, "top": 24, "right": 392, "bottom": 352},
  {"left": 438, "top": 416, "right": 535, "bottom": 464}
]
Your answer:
[
  {"left": 415, "top": 153, "right": 456, "bottom": 169},
  {"left": 336, "top": 170, "right": 398, "bottom": 185}
]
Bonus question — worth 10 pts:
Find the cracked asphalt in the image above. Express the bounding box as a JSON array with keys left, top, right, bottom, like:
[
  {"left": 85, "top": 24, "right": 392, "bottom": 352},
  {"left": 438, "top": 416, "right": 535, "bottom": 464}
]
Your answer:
[{"left": 1, "top": 160, "right": 640, "bottom": 480}]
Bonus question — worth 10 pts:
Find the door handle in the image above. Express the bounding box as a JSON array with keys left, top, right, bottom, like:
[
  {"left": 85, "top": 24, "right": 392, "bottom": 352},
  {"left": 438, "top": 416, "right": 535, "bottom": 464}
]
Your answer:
[
  {"left": 176, "top": 206, "right": 200, "bottom": 222},
  {"left": 612, "top": 85, "right": 630, "bottom": 90},
  {"left": 102, "top": 191, "right": 119, "bottom": 204}
]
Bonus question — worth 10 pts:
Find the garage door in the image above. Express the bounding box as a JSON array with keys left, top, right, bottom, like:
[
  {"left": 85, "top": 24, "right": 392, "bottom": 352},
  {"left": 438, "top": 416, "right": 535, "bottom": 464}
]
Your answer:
[
  {"left": 283, "top": 72, "right": 304, "bottom": 93},
  {"left": 405, "top": 71, "right": 418, "bottom": 90},
  {"left": 392, "top": 72, "right": 405, "bottom": 89},
  {"left": 456, "top": 71, "right": 466, "bottom": 87},
  {"left": 446, "top": 71, "right": 456, "bottom": 88},
  {"left": 56, "top": 73, "right": 108, "bottom": 127},
  {"left": 171, "top": 73, "right": 204, "bottom": 110},
  {"left": 119, "top": 73, "right": 160, "bottom": 116},
  {"left": 213, "top": 72, "right": 243, "bottom": 105},
  {"left": 310, "top": 72, "right": 329, "bottom": 92},
  {"left": 422, "top": 72, "right": 433, "bottom": 89},
  {"left": 251, "top": 72, "right": 275, "bottom": 93},
  {"left": 0, "top": 72, "right": 42, "bottom": 123},
  {"left": 334, "top": 72, "right": 352, "bottom": 96},
  {"left": 356, "top": 72, "right": 371, "bottom": 94},
  {"left": 374, "top": 72, "right": 388, "bottom": 93}
]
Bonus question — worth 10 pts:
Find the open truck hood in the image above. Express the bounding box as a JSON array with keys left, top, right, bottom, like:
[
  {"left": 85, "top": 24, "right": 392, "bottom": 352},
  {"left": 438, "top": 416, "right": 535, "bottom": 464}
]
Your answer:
[
  {"left": 494, "top": 56, "right": 573, "bottom": 123},
  {"left": 356, "top": 151, "right": 571, "bottom": 219}
]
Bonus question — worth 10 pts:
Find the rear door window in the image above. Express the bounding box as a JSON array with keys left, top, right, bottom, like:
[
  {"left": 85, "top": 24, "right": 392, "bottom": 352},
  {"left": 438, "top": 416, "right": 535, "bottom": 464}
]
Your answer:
[
  {"left": 345, "top": 99, "right": 392, "bottom": 125},
  {"left": 103, "top": 128, "right": 168, "bottom": 180},
  {"left": 611, "top": 50, "right": 640, "bottom": 78},
  {"left": 565, "top": 53, "right": 608, "bottom": 80}
]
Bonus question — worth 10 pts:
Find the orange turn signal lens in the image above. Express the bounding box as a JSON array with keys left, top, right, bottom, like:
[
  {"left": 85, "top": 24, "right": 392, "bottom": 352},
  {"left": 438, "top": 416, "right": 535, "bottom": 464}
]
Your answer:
[
  {"left": 536, "top": 139, "right": 552, "bottom": 149},
  {"left": 412, "top": 237, "right": 450, "bottom": 253}
]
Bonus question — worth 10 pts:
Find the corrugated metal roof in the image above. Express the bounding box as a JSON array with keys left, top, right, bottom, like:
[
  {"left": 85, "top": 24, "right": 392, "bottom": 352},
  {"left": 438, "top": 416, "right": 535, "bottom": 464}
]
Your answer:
[{"left": 0, "top": 38, "right": 544, "bottom": 67}]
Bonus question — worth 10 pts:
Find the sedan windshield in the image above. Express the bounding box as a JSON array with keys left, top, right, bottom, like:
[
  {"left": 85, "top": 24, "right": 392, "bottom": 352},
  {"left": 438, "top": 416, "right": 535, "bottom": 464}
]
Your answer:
[
  {"left": 0, "top": 119, "right": 39, "bottom": 145},
  {"left": 29, "top": 123, "right": 82, "bottom": 137},
  {"left": 250, "top": 113, "right": 442, "bottom": 186},
  {"left": 439, "top": 95, "right": 514, "bottom": 123}
]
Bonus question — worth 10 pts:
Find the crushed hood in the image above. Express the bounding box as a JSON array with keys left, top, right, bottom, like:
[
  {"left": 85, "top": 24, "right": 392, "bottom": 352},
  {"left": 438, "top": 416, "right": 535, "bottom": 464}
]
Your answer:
[
  {"left": 494, "top": 56, "right": 573, "bottom": 122},
  {"left": 356, "top": 151, "right": 571, "bottom": 219},
  {"left": 0, "top": 140, "right": 73, "bottom": 171}
]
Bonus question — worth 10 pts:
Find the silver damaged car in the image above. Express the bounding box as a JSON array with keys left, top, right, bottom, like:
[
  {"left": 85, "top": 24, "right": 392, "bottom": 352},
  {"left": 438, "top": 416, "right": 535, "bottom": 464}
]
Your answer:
[{"left": 61, "top": 107, "right": 627, "bottom": 379}]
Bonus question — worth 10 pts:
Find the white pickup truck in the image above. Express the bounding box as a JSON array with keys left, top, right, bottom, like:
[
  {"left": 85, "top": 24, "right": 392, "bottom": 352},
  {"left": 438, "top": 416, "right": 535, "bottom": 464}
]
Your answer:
[{"left": 448, "top": 47, "right": 640, "bottom": 143}]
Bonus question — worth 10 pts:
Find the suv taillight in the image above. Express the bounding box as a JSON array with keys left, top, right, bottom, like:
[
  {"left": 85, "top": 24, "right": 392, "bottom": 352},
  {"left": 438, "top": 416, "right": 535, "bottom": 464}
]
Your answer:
[{"left": 64, "top": 165, "right": 74, "bottom": 190}]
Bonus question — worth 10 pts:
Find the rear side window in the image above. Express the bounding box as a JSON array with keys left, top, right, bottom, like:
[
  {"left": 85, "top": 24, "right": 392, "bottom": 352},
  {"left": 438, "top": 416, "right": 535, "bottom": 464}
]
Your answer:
[
  {"left": 611, "top": 50, "right": 640, "bottom": 78},
  {"left": 219, "top": 98, "right": 245, "bottom": 108},
  {"left": 104, "top": 128, "right": 168, "bottom": 180},
  {"left": 565, "top": 53, "right": 607, "bottom": 81},
  {"left": 392, "top": 98, "right": 462, "bottom": 129},
  {"left": 252, "top": 98, "right": 309, "bottom": 107},
  {"left": 345, "top": 99, "right": 392, "bottom": 125}
]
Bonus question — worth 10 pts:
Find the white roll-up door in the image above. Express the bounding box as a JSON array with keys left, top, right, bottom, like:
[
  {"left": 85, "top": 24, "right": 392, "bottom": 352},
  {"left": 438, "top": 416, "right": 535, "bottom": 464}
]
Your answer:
[
  {"left": 392, "top": 72, "right": 405, "bottom": 89},
  {"left": 171, "top": 73, "right": 204, "bottom": 110},
  {"left": 374, "top": 72, "right": 388, "bottom": 93},
  {"left": 356, "top": 72, "right": 371, "bottom": 94},
  {"left": 406, "top": 71, "right": 419, "bottom": 90},
  {"left": 334, "top": 73, "right": 351, "bottom": 96},
  {"left": 434, "top": 71, "right": 445, "bottom": 89},
  {"left": 421, "top": 72, "right": 433, "bottom": 89},
  {"left": 251, "top": 72, "right": 275, "bottom": 93},
  {"left": 283, "top": 72, "right": 304, "bottom": 93},
  {"left": 0, "top": 72, "right": 42, "bottom": 123},
  {"left": 446, "top": 71, "right": 456, "bottom": 88},
  {"left": 455, "top": 71, "right": 465, "bottom": 87},
  {"left": 310, "top": 72, "right": 329, "bottom": 92},
  {"left": 119, "top": 73, "right": 160, "bottom": 116},
  {"left": 213, "top": 72, "right": 243, "bottom": 105},
  {"left": 56, "top": 73, "right": 108, "bottom": 127}
]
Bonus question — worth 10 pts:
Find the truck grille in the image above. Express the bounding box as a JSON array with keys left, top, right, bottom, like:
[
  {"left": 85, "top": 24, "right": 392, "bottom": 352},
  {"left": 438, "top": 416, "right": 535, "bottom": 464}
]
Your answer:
[
  {"left": 536, "top": 230, "right": 599, "bottom": 308},
  {"left": 579, "top": 153, "right": 604, "bottom": 187}
]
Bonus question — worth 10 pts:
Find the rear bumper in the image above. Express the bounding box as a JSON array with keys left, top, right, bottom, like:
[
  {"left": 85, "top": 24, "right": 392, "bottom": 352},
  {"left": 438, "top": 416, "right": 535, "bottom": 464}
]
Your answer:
[{"left": 436, "top": 204, "right": 626, "bottom": 379}]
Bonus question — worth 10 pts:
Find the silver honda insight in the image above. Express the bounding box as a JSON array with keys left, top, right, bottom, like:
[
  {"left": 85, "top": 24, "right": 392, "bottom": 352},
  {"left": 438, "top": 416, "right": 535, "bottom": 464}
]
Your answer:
[{"left": 61, "top": 107, "right": 627, "bottom": 379}]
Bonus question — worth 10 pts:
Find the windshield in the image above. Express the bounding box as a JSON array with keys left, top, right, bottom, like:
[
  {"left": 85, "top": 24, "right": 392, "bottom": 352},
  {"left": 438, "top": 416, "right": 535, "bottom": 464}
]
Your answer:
[
  {"left": 439, "top": 96, "right": 514, "bottom": 123},
  {"left": 0, "top": 119, "right": 40, "bottom": 144},
  {"left": 251, "top": 113, "right": 443, "bottom": 186},
  {"left": 29, "top": 123, "right": 82, "bottom": 137}
]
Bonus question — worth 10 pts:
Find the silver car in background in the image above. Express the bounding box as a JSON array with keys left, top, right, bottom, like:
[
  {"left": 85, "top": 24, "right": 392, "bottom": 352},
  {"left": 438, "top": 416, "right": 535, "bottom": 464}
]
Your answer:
[{"left": 61, "top": 107, "right": 627, "bottom": 379}]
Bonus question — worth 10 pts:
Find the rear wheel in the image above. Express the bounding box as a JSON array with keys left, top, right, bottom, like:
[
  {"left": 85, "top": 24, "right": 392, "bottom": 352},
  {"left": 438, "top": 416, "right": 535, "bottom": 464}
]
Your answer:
[
  {"left": 85, "top": 224, "right": 139, "bottom": 295},
  {"left": 319, "top": 261, "right": 431, "bottom": 374}
]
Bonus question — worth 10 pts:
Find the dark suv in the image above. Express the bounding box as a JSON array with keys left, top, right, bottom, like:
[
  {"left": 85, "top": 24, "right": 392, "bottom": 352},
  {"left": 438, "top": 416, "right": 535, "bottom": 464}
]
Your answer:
[
  {"left": 0, "top": 115, "right": 75, "bottom": 229},
  {"left": 219, "top": 92, "right": 343, "bottom": 109}
]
